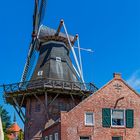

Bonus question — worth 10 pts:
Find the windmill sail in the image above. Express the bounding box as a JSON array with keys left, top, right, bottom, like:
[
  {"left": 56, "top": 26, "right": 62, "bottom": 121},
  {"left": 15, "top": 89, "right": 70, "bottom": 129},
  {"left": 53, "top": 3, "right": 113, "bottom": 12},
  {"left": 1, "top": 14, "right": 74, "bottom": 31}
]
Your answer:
[
  {"left": 21, "top": 0, "right": 47, "bottom": 82},
  {"left": 0, "top": 116, "right": 4, "bottom": 140}
]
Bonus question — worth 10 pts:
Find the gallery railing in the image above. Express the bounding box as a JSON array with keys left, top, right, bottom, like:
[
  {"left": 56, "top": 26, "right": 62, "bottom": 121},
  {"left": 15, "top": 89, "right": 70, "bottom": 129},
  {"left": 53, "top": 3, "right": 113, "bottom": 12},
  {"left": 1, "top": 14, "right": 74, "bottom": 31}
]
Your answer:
[{"left": 2, "top": 78, "right": 98, "bottom": 94}]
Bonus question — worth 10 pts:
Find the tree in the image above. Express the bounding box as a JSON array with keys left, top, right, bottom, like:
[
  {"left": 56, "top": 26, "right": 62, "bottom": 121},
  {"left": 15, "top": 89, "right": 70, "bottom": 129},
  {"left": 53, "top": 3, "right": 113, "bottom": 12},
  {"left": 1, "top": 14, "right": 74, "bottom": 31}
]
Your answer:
[
  {"left": 18, "top": 129, "right": 24, "bottom": 140},
  {"left": 0, "top": 106, "right": 11, "bottom": 140}
]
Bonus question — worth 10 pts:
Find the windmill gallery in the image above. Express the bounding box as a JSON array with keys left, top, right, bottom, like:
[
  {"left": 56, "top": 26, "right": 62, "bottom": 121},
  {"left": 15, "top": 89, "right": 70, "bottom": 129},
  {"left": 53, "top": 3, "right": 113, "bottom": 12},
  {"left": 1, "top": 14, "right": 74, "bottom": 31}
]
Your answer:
[{"left": 2, "top": 1, "right": 140, "bottom": 140}]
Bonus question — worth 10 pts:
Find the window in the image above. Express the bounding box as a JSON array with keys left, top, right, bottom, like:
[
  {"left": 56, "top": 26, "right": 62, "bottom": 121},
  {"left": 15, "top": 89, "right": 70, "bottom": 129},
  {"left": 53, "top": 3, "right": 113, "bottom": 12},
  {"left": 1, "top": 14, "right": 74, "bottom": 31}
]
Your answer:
[
  {"left": 59, "top": 102, "right": 66, "bottom": 111},
  {"left": 35, "top": 103, "right": 41, "bottom": 112},
  {"left": 56, "top": 57, "right": 61, "bottom": 62},
  {"left": 111, "top": 109, "right": 125, "bottom": 126},
  {"left": 54, "top": 133, "right": 58, "bottom": 140},
  {"left": 112, "top": 136, "right": 122, "bottom": 140},
  {"left": 37, "top": 70, "right": 43, "bottom": 76},
  {"left": 85, "top": 112, "right": 94, "bottom": 126},
  {"left": 80, "top": 136, "right": 90, "bottom": 140},
  {"left": 102, "top": 108, "right": 134, "bottom": 128},
  {"left": 49, "top": 135, "right": 53, "bottom": 140},
  {"left": 45, "top": 136, "right": 48, "bottom": 140}
]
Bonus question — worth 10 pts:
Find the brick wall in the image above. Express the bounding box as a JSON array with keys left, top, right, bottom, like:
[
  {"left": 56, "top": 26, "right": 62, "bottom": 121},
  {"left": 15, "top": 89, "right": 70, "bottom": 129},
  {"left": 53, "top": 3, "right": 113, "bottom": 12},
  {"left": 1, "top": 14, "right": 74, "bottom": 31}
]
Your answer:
[{"left": 61, "top": 75, "right": 140, "bottom": 140}]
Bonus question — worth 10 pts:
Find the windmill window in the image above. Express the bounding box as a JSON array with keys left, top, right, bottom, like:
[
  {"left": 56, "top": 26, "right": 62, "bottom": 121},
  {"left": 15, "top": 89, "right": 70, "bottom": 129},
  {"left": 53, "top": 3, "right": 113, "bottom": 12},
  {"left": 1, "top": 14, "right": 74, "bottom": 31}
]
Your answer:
[
  {"left": 37, "top": 70, "right": 43, "bottom": 76},
  {"left": 35, "top": 104, "right": 41, "bottom": 112},
  {"left": 56, "top": 57, "right": 61, "bottom": 62},
  {"left": 59, "top": 103, "right": 66, "bottom": 111}
]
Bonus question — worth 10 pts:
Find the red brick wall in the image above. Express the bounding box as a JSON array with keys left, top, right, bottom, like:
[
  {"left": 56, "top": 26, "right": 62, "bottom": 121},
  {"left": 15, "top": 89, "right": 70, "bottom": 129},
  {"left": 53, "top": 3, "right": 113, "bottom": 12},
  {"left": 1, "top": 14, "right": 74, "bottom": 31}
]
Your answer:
[
  {"left": 24, "top": 96, "right": 46, "bottom": 140},
  {"left": 61, "top": 77, "right": 140, "bottom": 140}
]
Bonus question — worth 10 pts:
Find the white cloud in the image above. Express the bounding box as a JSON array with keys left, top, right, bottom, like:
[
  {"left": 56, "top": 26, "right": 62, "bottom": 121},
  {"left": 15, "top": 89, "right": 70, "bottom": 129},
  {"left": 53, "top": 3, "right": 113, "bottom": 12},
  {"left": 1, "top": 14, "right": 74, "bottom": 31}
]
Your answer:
[{"left": 127, "top": 70, "right": 140, "bottom": 92}]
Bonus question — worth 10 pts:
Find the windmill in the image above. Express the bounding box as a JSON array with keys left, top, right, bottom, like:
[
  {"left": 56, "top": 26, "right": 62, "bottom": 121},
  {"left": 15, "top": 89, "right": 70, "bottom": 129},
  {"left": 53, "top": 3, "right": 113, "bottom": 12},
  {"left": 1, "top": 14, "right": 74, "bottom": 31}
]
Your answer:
[{"left": 3, "top": 0, "right": 98, "bottom": 139}]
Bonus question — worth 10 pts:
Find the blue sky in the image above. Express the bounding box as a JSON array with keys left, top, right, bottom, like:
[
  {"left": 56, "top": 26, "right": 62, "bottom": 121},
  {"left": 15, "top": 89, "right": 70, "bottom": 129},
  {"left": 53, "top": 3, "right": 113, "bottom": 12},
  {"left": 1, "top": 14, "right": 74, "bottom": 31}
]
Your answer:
[{"left": 0, "top": 0, "right": 140, "bottom": 128}]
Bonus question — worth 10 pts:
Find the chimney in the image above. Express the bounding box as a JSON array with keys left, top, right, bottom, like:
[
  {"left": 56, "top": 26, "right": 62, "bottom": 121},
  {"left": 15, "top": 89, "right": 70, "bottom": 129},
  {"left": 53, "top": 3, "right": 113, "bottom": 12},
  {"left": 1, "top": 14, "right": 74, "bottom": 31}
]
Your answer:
[{"left": 113, "top": 73, "right": 122, "bottom": 79}]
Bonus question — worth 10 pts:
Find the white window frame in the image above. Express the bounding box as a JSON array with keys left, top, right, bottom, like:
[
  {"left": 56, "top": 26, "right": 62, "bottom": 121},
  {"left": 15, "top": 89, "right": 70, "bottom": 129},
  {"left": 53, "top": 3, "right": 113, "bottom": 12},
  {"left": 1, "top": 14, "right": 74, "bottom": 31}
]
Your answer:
[
  {"left": 54, "top": 133, "right": 58, "bottom": 140},
  {"left": 37, "top": 70, "right": 43, "bottom": 76},
  {"left": 111, "top": 109, "right": 125, "bottom": 127},
  {"left": 49, "top": 135, "right": 53, "bottom": 140},
  {"left": 56, "top": 57, "right": 61, "bottom": 62},
  {"left": 45, "top": 136, "right": 48, "bottom": 140},
  {"left": 85, "top": 112, "right": 94, "bottom": 126}
]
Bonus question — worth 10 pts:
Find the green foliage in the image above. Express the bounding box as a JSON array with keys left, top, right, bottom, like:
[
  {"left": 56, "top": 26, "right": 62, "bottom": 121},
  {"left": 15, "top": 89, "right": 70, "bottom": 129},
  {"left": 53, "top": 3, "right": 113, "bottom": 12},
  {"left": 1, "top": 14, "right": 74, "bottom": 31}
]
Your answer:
[
  {"left": 18, "top": 129, "right": 24, "bottom": 140},
  {"left": 0, "top": 106, "right": 24, "bottom": 140},
  {"left": 0, "top": 105, "right": 11, "bottom": 140},
  {"left": 0, "top": 106, "right": 11, "bottom": 128}
]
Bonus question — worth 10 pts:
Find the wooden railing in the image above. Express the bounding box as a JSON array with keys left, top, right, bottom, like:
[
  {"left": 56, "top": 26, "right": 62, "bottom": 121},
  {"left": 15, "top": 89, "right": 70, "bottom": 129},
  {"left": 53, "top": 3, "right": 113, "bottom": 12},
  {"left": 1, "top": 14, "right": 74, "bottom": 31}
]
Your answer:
[{"left": 2, "top": 78, "right": 98, "bottom": 94}]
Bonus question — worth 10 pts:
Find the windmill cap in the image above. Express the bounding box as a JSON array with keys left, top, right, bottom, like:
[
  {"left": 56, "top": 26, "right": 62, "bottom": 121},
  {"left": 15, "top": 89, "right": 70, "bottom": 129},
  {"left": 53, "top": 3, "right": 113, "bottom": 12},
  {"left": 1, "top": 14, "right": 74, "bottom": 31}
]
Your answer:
[
  {"left": 37, "top": 25, "right": 75, "bottom": 50},
  {"left": 38, "top": 26, "right": 74, "bottom": 41}
]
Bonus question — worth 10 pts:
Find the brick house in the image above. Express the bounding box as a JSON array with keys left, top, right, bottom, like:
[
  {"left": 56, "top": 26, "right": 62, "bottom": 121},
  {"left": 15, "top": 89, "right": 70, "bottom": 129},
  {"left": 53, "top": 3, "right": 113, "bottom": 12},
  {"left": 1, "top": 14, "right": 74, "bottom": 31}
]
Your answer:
[{"left": 43, "top": 73, "right": 140, "bottom": 140}]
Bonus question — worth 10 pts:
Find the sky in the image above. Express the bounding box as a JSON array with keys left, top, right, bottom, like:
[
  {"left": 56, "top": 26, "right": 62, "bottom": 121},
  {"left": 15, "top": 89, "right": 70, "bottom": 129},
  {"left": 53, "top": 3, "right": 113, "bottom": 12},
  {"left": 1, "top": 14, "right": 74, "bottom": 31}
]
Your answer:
[{"left": 0, "top": 0, "right": 140, "bottom": 128}]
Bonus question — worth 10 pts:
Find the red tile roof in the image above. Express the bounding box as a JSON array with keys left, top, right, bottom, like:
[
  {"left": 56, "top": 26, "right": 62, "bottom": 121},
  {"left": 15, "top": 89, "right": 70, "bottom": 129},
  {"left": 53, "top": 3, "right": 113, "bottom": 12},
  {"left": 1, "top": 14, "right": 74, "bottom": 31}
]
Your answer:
[{"left": 7, "top": 123, "right": 21, "bottom": 132}]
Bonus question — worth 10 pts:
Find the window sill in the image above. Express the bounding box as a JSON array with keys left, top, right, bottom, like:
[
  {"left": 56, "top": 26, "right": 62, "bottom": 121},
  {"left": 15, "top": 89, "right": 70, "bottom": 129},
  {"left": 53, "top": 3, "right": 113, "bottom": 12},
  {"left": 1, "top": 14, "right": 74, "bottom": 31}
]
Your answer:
[
  {"left": 111, "top": 126, "right": 125, "bottom": 129},
  {"left": 85, "top": 124, "right": 94, "bottom": 127}
]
